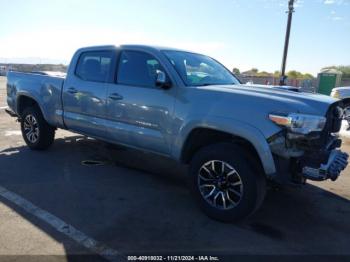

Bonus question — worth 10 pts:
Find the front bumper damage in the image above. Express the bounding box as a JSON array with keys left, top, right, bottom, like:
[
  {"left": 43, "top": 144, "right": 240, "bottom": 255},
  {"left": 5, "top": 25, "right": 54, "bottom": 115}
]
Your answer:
[
  {"left": 269, "top": 103, "right": 349, "bottom": 184},
  {"left": 302, "top": 149, "right": 348, "bottom": 181}
]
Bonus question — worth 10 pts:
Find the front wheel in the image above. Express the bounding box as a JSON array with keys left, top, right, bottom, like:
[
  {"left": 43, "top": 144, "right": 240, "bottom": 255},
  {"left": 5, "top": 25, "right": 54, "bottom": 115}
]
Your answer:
[
  {"left": 20, "top": 106, "right": 55, "bottom": 150},
  {"left": 189, "top": 142, "right": 266, "bottom": 222}
]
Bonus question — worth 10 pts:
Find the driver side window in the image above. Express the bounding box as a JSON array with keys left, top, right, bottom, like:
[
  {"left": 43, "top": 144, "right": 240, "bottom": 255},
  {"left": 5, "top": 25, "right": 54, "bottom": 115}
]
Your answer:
[{"left": 117, "top": 51, "right": 163, "bottom": 88}]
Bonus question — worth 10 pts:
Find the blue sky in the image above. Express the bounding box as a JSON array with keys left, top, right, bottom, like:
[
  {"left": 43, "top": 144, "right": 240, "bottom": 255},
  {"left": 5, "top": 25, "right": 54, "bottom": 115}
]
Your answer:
[{"left": 0, "top": 0, "right": 349, "bottom": 75}]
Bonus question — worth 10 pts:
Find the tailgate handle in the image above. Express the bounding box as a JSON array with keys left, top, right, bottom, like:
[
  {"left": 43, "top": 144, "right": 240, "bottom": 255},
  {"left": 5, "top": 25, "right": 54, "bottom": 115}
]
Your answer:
[
  {"left": 109, "top": 93, "right": 123, "bottom": 100},
  {"left": 67, "top": 87, "right": 78, "bottom": 94}
]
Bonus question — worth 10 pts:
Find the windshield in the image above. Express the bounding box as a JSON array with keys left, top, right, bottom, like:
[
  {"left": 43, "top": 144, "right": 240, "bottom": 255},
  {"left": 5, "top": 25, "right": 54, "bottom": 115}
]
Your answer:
[{"left": 163, "top": 50, "right": 240, "bottom": 86}]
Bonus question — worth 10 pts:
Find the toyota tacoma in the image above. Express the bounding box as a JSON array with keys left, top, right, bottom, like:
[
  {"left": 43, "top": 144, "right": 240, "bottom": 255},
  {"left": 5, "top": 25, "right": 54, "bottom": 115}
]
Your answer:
[{"left": 6, "top": 45, "right": 349, "bottom": 221}]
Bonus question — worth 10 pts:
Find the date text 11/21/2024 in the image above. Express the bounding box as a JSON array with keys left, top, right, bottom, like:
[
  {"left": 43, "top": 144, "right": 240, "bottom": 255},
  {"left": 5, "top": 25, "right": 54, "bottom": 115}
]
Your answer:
[{"left": 127, "top": 255, "right": 220, "bottom": 261}]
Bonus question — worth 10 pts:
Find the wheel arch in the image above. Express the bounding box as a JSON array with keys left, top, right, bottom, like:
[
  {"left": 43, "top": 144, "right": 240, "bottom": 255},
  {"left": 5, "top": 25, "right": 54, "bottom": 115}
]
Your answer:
[
  {"left": 176, "top": 120, "right": 276, "bottom": 176},
  {"left": 340, "top": 97, "right": 350, "bottom": 107},
  {"left": 16, "top": 94, "right": 47, "bottom": 121}
]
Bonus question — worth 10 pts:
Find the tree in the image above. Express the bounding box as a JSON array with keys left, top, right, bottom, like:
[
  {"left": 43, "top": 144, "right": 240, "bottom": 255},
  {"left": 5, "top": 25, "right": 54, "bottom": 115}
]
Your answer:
[
  {"left": 302, "top": 73, "right": 314, "bottom": 80},
  {"left": 232, "top": 68, "right": 240, "bottom": 75},
  {"left": 257, "top": 71, "right": 271, "bottom": 77},
  {"left": 251, "top": 68, "right": 258, "bottom": 74},
  {"left": 273, "top": 70, "right": 281, "bottom": 77},
  {"left": 322, "top": 65, "right": 350, "bottom": 78},
  {"left": 287, "top": 70, "right": 299, "bottom": 79},
  {"left": 287, "top": 70, "right": 314, "bottom": 79}
]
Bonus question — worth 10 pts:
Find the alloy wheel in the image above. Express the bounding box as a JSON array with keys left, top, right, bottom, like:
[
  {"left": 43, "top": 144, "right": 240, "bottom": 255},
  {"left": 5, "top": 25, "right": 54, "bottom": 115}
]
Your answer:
[
  {"left": 198, "top": 160, "right": 243, "bottom": 210},
  {"left": 23, "top": 114, "right": 40, "bottom": 143}
]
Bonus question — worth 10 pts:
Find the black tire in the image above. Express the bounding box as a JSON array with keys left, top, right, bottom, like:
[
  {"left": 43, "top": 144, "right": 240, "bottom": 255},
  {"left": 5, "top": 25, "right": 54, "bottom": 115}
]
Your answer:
[
  {"left": 189, "top": 142, "right": 266, "bottom": 222},
  {"left": 20, "top": 106, "right": 55, "bottom": 150}
]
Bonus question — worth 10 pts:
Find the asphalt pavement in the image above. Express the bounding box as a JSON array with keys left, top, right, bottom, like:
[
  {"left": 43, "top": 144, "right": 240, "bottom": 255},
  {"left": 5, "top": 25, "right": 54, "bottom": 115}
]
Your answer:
[{"left": 1, "top": 76, "right": 350, "bottom": 261}]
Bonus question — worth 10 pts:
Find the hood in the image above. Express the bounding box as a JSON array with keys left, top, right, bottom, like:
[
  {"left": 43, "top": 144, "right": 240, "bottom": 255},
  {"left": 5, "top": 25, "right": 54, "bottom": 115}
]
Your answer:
[
  {"left": 197, "top": 84, "right": 338, "bottom": 116},
  {"left": 248, "top": 84, "right": 301, "bottom": 92}
]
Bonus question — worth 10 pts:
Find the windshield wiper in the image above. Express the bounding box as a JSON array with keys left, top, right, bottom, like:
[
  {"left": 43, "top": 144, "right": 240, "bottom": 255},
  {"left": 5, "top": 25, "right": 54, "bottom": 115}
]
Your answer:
[
  {"left": 195, "top": 83, "right": 213, "bottom": 86},
  {"left": 195, "top": 82, "right": 237, "bottom": 87}
]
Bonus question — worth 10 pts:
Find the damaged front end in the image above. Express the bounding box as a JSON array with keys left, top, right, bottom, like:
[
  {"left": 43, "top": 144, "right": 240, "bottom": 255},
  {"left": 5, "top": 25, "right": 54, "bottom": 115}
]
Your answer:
[{"left": 268, "top": 103, "right": 348, "bottom": 184}]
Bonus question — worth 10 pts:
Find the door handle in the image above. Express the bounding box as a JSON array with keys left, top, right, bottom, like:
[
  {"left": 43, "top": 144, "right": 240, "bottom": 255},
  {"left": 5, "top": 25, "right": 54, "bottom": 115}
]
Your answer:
[
  {"left": 108, "top": 93, "right": 123, "bottom": 100},
  {"left": 67, "top": 87, "right": 78, "bottom": 94}
]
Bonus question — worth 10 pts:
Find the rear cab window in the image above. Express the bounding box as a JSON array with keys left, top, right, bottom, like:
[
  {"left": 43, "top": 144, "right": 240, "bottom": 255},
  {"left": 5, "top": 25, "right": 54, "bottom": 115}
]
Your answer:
[{"left": 75, "top": 51, "right": 115, "bottom": 83}]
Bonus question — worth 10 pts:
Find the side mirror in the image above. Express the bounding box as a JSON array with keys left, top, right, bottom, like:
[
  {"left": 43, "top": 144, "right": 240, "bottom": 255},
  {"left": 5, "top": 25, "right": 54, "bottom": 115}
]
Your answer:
[{"left": 155, "top": 70, "right": 171, "bottom": 89}]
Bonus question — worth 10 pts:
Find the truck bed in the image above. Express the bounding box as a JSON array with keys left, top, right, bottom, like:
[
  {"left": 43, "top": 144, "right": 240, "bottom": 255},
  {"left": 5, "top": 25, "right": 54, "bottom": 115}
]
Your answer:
[{"left": 7, "top": 71, "right": 66, "bottom": 128}]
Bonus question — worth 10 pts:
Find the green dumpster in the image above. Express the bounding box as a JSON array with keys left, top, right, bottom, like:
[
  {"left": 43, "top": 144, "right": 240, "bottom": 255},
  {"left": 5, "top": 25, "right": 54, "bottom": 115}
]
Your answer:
[{"left": 317, "top": 69, "right": 342, "bottom": 95}]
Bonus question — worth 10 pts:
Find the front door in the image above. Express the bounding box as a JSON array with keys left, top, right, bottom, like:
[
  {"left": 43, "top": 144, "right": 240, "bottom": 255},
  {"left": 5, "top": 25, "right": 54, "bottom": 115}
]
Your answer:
[{"left": 105, "top": 50, "right": 176, "bottom": 155}]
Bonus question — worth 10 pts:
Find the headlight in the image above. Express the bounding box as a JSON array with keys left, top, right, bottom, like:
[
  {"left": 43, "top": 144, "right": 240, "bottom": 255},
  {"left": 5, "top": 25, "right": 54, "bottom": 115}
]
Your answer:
[{"left": 269, "top": 113, "right": 326, "bottom": 134}]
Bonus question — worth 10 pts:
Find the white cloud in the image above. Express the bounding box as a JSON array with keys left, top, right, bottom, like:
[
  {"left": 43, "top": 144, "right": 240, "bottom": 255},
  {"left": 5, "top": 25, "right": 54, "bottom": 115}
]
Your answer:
[
  {"left": 328, "top": 7, "right": 347, "bottom": 22},
  {"left": 324, "top": 0, "right": 350, "bottom": 4},
  {"left": 332, "top": 16, "right": 344, "bottom": 20},
  {"left": 294, "top": 0, "right": 304, "bottom": 8}
]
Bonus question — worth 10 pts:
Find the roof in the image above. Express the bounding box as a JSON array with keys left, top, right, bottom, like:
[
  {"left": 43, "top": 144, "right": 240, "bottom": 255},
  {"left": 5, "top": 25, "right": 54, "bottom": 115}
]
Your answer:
[
  {"left": 76, "top": 44, "right": 193, "bottom": 53},
  {"left": 320, "top": 68, "right": 343, "bottom": 75},
  {"left": 120, "top": 44, "right": 186, "bottom": 52},
  {"left": 76, "top": 45, "right": 118, "bottom": 52}
]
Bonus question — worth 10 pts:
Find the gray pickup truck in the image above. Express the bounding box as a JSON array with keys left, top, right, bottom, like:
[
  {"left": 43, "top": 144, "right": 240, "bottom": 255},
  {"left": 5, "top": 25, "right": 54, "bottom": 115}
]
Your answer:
[{"left": 6, "top": 45, "right": 349, "bottom": 222}]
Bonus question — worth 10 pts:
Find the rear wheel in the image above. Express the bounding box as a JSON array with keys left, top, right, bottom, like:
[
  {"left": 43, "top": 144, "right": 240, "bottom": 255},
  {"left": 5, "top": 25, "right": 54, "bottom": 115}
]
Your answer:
[
  {"left": 189, "top": 142, "right": 266, "bottom": 222},
  {"left": 20, "top": 106, "right": 55, "bottom": 150}
]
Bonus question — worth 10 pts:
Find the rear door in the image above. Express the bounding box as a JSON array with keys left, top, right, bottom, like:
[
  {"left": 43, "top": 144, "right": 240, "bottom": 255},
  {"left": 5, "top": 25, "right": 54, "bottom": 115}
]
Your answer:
[
  {"left": 62, "top": 50, "right": 116, "bottom": 138},
  {"left": 104, "top": 50, "right": 177, "bottom": 155}
]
